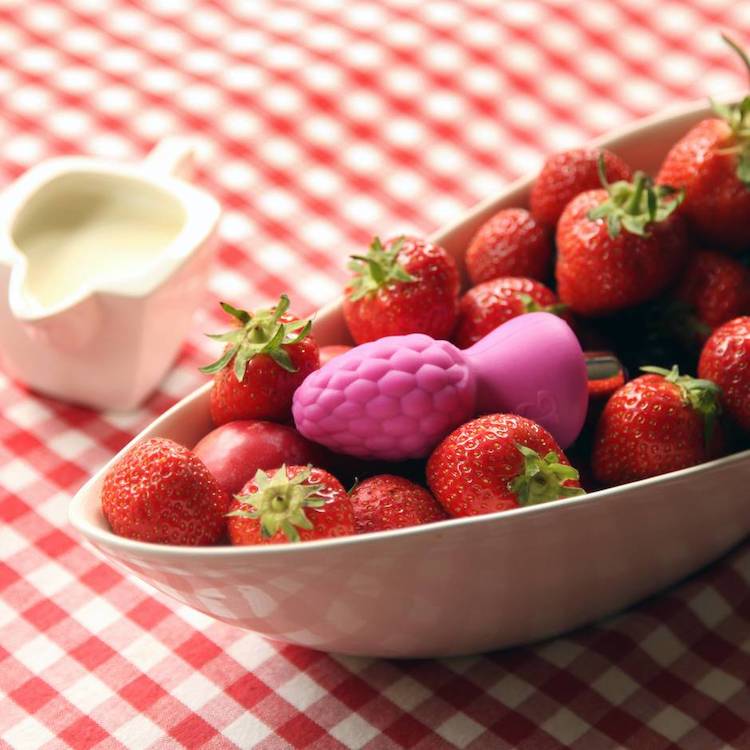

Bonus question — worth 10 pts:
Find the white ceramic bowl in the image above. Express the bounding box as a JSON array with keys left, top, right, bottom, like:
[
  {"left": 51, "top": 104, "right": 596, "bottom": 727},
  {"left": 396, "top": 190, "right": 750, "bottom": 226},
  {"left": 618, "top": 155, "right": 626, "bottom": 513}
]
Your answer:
[{"left": 69, "top": 99, "right": 750, "bottom": 658}]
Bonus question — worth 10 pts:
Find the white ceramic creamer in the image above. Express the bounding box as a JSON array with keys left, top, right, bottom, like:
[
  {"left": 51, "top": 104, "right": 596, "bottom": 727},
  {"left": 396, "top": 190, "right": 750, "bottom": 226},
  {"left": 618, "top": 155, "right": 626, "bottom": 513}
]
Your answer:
[{"left": 0, "top": 138, "right": 220, "bottom": 411}]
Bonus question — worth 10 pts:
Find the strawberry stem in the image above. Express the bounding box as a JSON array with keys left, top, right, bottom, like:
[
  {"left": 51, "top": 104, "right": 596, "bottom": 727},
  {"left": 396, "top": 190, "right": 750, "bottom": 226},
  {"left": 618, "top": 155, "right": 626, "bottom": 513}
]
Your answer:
[
  {"left": 625, "top": 173, "right": 647, "bottom": 214},
  {"left": 587, "top": 157, "right": 684, "bottom": 238},
  {"left": 347, "top": 236, "right": 416, "bottom": 301},
  {"left": 640, "top": 365, "right": 722, "bottom": 446},
  {"left": 722, "top": 33, "right": 750, "bottom": 82},
  {"left": 509, "top": 444, "right": 585, "bottom": 506},
  {"left": 656, "top": 300, "right": 712, "bottom": 348},
  {"left": 711, "top": 34, "right": 750, "bottom": 186},
  {"left": 200, "top": 295, "right": 312, "bottom": 379},
  {"left": 227, "top": 465, "right": 327, "bottom": 542}
]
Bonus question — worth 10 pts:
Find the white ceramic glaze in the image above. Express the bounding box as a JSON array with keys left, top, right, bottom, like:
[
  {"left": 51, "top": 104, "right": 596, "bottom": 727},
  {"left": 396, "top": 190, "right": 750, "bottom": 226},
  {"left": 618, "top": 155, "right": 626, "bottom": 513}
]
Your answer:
[
  {"left": 0, "top": 138, "right": 220, "bottom": 410},
  {"left": 69, "top": 99, "right": 750, "bottom": 658}
]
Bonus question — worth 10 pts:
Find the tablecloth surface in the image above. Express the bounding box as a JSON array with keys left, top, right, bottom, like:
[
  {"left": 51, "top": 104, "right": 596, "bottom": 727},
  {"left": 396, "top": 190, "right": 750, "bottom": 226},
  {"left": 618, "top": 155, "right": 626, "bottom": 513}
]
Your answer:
[{"left": 1, "top": 1, "right": 749, "bottom": 748}]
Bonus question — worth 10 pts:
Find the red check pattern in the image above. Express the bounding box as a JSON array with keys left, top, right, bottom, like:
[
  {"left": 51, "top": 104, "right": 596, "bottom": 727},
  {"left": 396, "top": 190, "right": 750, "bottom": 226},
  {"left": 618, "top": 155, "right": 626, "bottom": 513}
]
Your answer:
[{"left": 1, "top": 1, "right": 749, "bottom": 748}]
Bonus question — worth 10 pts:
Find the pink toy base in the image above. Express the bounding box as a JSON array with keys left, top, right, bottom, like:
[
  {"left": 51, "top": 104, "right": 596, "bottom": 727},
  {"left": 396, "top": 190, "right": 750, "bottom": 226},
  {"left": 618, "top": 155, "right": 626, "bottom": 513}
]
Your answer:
[{"left": 293, "top": 313, "right": 588, "bottom": 460}]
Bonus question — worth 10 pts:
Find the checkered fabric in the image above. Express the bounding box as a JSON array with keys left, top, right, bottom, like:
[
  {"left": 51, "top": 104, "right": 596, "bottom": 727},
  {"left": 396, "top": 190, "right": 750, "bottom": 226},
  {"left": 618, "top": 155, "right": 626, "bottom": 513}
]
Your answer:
[{"left": 1, "top": 1, "right": 749, "bottom": 748}]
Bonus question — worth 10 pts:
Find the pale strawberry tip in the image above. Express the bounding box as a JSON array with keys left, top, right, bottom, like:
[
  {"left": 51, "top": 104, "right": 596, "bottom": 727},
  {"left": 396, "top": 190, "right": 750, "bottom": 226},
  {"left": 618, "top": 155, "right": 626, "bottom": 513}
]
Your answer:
[
  {"left": 347, "top": 235, "right": 416, "bottom": 301},
  {"left": 509, "top": 444, "right": 585, "bottom": 506},
  {"left": 639, "top": 365, "right": 722, "bottom": 446},
  {"left": 199, "top": 294, "right": 312, "bottom": 379},
  {"left": 587, "top": 156, "right": 684, "bottom": 239},
  {"left": 227, "top": 465, "right": 326, "bottom": 543}
]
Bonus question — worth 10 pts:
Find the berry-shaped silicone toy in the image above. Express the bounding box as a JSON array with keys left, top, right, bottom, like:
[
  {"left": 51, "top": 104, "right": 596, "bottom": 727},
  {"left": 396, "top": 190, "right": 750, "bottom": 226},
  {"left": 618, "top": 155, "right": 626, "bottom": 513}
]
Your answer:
[{"left": 293, "top": 312, "right": 588, "bottom": 460}]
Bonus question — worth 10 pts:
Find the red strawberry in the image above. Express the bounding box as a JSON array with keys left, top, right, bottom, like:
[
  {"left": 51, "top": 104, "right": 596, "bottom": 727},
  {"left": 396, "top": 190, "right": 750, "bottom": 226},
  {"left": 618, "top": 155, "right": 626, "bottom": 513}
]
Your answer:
[
  {"left": 227, "top": 464, "right": 354, "bottom": 544},
  {"left": 102, "top": 437, "right": 230, "bottom": 545},
  {"left": 592, "top": 366, "right": 723, "bottom": 487},
  {"left": 530, "top": 147, "right": 632, "bottom": 227},
  {"left": 343, "top": 236, "right": 459, "bottom": 344},
  {"left": 201, "top": 295, "right": 319, "bottom": 426},
  {"left": 453, "top": 276, "right": 565, "bottom": 348},
  {"left": 427, "top": 414, "right": 583, "bottom": 518},
  {"left": 194, "top": 420, "right": 330, "bottom": 497},
  {"left": 698, "top": 316, "right": 750, "bottom": 430},
  {"left": 675, "top": 250, "right": 750, "bottom": 334},
  {"left": 465, "top": 208, "right": 551, "bottom": 284},
  {"left": 656, "top": 36, "right": 750, "bottom": 251},
  {"left": 349, "top": 474, "right": 446, "bottom": 534},
  {"left": 556, "top": 165, "right": 687, "bottom": 316}
]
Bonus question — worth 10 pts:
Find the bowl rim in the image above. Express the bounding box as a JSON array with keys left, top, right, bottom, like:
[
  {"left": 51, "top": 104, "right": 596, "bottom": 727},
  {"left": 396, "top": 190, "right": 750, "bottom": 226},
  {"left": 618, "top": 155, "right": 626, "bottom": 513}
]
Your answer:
[{"left": 68, "top": 93, "right": 750, "bottom": 560}]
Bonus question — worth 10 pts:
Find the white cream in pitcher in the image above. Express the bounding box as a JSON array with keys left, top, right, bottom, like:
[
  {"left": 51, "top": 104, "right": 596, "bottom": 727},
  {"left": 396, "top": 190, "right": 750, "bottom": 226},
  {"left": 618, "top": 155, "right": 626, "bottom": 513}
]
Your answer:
[
  {"left": 11, "top": 174, "right": 184, "bottom": 308},
  {"left": 0, "top": 137, "right": 219, "bottom": 410}
]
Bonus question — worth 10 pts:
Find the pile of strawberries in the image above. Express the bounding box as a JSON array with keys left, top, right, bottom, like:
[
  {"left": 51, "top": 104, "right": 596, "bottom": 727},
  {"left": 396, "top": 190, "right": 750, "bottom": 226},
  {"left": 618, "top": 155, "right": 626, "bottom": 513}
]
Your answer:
[{"left": 101, "top": 36, "right": 750, "bottom": 548}]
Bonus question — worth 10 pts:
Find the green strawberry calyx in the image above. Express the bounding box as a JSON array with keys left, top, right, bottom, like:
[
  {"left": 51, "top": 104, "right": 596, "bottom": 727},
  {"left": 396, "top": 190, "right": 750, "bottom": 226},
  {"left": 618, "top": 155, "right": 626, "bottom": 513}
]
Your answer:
[
  {"left": 711, "top": 34, "right": 750, "bottom": 186},
  {"left": 199, "top": 294, "right": 312, "bottom": 380},
  {"left": 518, "top": 293, "right": 568, "bottom": 317},
  {"left": 640, "top": 365, "right": 722, "bottom": 446},
  {"left": 657, "top": 301, "right": 713, "bottom": 349},
  {"left": 347, "top": 236, "right": 416, "bottom": 301},
  {"left": 227, "top": 465, "right": 326, "bottom": 542},
  {"left": 588, "top": 155, "right": 685, "bottom": 238},
  {"left": 509, "top": 444, "right": 585, "bottom": 506}
]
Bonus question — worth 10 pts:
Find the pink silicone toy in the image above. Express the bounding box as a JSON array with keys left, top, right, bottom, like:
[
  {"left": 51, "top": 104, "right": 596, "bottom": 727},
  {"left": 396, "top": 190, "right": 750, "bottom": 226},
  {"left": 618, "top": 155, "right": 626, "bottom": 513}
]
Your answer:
[{"left": 292, "top": 312, "right": 588, "bottom": 461}]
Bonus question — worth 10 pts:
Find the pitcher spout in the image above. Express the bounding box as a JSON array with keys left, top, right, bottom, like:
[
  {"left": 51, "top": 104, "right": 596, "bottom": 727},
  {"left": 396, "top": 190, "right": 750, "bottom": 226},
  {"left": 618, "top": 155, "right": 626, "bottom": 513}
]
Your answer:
[{"left": 8, "top": 266, "right": 103, "bottom": 353}]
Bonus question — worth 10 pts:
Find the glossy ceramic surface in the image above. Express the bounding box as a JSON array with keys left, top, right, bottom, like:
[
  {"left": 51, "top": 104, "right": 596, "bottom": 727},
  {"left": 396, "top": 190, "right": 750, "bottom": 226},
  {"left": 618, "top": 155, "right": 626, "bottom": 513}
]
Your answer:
[
  {"left": 69, "top": 99, "right": 750, "bottom": 657},
  {"left": 0, "top": 138, "right": 220, "bottom": 410}
]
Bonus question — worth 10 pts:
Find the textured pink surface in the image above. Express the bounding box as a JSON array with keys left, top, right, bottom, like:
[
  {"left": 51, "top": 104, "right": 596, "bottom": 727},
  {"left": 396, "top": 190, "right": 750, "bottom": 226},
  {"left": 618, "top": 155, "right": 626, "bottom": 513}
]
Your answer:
[
  {"left": 293, "top": 333, "right": 475, "bottom": 459},
  {"left": 293, "top": 313, "right": 588, "bottom": 459}
]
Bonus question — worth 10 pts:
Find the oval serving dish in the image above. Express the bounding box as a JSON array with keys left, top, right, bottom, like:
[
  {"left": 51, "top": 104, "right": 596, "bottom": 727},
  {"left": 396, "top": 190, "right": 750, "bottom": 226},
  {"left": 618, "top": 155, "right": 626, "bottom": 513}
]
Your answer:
[{"left": 69, "top": 99, "right": 750, "bottom": 658}]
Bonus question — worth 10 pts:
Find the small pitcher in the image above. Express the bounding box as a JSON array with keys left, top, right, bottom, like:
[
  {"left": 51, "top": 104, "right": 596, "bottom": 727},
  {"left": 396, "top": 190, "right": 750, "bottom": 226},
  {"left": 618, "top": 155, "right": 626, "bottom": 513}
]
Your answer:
[{"left": 0, "top": 138, "right": 220, "bottom": 411}]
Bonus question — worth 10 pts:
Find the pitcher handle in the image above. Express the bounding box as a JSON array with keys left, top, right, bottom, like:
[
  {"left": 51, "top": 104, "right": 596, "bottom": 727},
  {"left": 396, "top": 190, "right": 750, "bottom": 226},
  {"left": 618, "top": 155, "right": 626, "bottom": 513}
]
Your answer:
[{"left": 143, "top": 137, "right": 201, "bottom": 181}]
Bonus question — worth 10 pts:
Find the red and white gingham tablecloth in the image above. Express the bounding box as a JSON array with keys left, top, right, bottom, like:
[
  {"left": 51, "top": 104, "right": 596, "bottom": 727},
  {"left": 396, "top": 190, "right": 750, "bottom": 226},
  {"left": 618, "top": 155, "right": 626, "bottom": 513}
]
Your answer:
[{"left": 1, "top": 1, "right": 749, "bottom": 748}]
